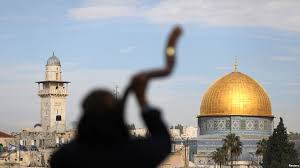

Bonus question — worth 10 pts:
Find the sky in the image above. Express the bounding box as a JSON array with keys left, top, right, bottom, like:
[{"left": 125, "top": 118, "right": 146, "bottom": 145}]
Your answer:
[{"left": 0, "top": 0, "right": 300, "bottom": 132}]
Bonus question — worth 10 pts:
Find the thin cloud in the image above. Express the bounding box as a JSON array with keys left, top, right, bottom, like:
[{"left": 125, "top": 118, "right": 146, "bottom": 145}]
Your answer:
[
  {"left": 69, "top": 6, "right": 138, "bottom": 20},
  {"left": 271, "top": 56, "right": 298, "bottom": 61},
  {"left": 0, "top": 34, "right": 16, "bottom": 40},
  {"left": 0, "top": 64, "right": 42, "bottom": 82},
  {"left": 287, "top": 82, "right": 300, "bottom": 86},
  {"left": 68, "top": 0, "right": 141, "bottom": 20},
  {"left": 215, "top": 66, "right": 233, "bottom": 71},
  {"left": 261, "top": 81, "right": 273, "bottom": 85},
  {"left": 0, "top": 15, "right": 49, "bottom": 23},
  {"left": 68, "top": 0, "right": 300, "bottom": 32},
  {"left": 120, "top": 45, "right": 137, "bottom": 53}
]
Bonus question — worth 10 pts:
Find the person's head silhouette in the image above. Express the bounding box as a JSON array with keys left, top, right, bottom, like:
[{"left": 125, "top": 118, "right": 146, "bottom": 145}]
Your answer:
[
  {"left": 77, "top": 89, "right": 128, "bottom": 145},
  {"left": 82, "top": 89, "right": 117, "bottom": 114}
]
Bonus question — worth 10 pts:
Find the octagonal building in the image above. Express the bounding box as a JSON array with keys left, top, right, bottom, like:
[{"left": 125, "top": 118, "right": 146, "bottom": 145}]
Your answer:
[{"left": 194, "top": 67, "right": 274, "bottom": 166}]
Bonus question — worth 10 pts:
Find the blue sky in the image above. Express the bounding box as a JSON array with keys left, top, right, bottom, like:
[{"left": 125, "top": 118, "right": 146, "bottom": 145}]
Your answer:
[{"left": 0, "top": 0, "right": 300, "bottom": 132}]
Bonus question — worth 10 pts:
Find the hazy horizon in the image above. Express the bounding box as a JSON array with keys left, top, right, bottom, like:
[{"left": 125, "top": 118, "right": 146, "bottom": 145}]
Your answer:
[{"left": 1, "top": 0, "right": 300, "bottom": 133}]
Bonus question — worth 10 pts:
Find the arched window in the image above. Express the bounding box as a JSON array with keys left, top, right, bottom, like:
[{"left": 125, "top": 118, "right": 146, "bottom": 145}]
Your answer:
[{"left": 56, "top": 115, "right": 62, "bottom": 121}]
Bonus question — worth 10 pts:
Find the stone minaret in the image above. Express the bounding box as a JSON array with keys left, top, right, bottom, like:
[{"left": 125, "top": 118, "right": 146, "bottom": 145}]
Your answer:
[{"left": 36, "top": 53, "right": 70, "bottom": 132}]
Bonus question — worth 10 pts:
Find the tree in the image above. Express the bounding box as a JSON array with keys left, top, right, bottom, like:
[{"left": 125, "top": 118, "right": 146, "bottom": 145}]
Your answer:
[
  {"left": 263, "top": 117, "right": 299, "bottom": 168},
  {"left": 0, "top": 143, "right": 3, "bottom": 154},
  {"left": 212, "top": 147, "right": 226, "bottom": 168},
  {"left": 222, "top": 133, "right": 242, "bottom": 168},
  {"left": 289, "top": 132, "right": 300, "bottom": 140},
  {"left": 256, "top": 139, "right": 267, "bottom": 156},
  {"left": 256, "top": 139, "right": 267, "bottom": 165},
  {"left": 174, "top": 124, "right": 184, "bottom": 134}
]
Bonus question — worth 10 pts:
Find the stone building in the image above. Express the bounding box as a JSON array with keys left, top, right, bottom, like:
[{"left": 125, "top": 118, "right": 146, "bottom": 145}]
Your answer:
[
  {"left": 0, "top": 131, "right": 15, "bottom": 147},
  {"left": 193, "top": 65, "right": 274, "bottom": 167},
  {"left": 130, "top": 128, "right": 148, "bottom": 137},
  {"left": 181, "top": 126, "right": 198, "bottom": 139},
  {"left": 0, "top": 54, "right": 75, "bottom": 167},
  {"left": 169, "top": 128, "right": 181, "bottom": 139},
  {"left": 36, "top": 52, "right": 70, "bottom": 133},
  {"left": 14, "top": 129, "right": 75, "bottom": 149},
  {"left": 15, "top": 53, "right": 74, "bottom": 149},
  {"left": 15, "top": 53, "right": 74, "bottom": 148}
]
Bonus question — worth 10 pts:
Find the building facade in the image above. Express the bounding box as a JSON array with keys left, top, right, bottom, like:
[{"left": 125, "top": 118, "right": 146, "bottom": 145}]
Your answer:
[
  {"left": 0, "top": 54, "right": 74, "bottom": 167},
  {"left": 194, "top": 67, "right": 274, "bottom": 167},
  {"left": 36, "top": 53, "right": 70, "bottom": 133}
]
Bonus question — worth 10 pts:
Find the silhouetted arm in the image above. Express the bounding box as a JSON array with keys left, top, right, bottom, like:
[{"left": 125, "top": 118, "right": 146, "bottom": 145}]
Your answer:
[
  {"left": 50, "top": 147, "right": 66, "bottom": 168},
  {"left": 142, "top": 106, "right": 170, "bottom": 140},
  {"left": 131, "top": 106, "right": 171, "bottom": 167}
]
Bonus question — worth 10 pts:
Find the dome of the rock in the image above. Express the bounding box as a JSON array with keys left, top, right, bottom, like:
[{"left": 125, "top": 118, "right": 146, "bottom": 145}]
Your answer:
[{"left": 200, "top": 71, "right": 272, "bottom": 117}]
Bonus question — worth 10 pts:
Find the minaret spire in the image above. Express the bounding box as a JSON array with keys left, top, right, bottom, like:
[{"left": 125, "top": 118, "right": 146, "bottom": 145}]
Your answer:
[
  {"left": 234, "top": 56, "right": 238, "bottom": 72},
  {"left": 36, "top": 54, "right": 70, "bottom": 132},
  {"left": 52, "top": 51, "right": 55, "bottom": 57}
]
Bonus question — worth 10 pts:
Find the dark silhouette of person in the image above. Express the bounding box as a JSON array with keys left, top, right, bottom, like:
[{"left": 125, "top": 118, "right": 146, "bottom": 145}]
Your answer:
[{"left": 50, "top": 75, "right": 171, "bottom": 168}]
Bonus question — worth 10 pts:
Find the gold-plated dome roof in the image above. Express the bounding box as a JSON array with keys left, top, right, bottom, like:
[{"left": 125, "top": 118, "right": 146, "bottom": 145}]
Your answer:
[{"left": 200, "top": 71, "right": 272, "bottom": 117}]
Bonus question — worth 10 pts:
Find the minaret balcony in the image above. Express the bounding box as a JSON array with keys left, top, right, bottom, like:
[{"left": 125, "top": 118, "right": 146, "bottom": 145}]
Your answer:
[{"left": 38, "top": 89, "right": 68, "bottom": 96}]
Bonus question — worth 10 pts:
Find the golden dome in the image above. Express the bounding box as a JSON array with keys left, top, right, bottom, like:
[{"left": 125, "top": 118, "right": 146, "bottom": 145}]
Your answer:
[{"left": 200, "top": 71, "right": 272, "bottom": 117}]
